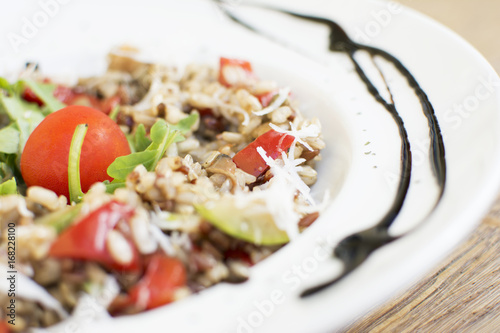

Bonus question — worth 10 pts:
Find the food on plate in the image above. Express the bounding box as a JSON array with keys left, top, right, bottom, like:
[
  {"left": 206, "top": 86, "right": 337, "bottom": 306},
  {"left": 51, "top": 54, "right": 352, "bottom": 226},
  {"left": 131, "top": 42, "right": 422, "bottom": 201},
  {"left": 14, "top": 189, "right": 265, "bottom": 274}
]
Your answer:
[{"left": 0, "top": 48, "right": 325, "bottom": 330}]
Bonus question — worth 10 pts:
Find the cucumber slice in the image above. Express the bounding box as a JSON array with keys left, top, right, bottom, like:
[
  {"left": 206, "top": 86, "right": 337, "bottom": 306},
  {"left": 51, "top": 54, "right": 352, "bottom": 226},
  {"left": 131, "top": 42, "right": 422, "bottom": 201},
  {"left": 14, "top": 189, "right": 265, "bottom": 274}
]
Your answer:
[{"left": 195, "top": 198, "right": 289, "bottom": 246}]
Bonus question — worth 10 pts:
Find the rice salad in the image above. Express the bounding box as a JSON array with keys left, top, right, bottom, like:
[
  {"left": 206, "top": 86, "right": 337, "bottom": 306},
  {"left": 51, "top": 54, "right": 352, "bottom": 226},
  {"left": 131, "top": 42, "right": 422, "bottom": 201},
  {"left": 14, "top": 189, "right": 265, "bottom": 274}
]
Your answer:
[{"left": 0, "top": 47, "right": 325, "bottom": 331}]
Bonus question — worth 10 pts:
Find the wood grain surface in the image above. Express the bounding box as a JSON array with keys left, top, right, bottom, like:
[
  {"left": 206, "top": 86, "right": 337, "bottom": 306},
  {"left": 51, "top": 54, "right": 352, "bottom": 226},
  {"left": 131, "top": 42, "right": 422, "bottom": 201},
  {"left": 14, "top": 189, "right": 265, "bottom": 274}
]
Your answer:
[{"left": 341, "top": 1, "right": 500, "bottom": 332}]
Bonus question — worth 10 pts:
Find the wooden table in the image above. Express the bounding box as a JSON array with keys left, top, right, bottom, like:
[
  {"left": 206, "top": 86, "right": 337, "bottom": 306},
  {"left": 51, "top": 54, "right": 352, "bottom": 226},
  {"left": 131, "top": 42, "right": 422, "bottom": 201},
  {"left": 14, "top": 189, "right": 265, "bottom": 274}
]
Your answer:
[{"left": 342, "top": 1, "right": 500, "bottom": 331}]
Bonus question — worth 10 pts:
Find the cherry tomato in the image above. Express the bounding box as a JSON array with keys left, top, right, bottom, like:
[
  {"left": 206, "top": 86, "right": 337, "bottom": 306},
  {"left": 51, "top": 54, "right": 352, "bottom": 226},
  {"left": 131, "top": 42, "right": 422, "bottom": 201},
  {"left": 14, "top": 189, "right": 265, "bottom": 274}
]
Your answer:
[
  {"left": 232, "top": 130, "right": 295, "bottom": 177},
  {"left": 49, "top": 200, "right": 141, "bottom": 272},
  {"left": 219, "top": 57, "right": 255, "bottom": 87},
  {"left": 127, "top": 254, "right": 186, "bottom": 309},
  {"left": 20, "top": 105, "right": 131, "bottom": 199}
]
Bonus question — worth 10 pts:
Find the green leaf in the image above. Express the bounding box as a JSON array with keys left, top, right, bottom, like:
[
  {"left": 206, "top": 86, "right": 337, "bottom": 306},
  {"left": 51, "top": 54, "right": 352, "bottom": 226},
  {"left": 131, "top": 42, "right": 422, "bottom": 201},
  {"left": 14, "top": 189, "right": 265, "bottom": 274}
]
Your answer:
[
  {"left": 103, "top": 179, "right": 126, "bottom": 193},
  {"left": 0, "top": 177, "right": 17, "bottom": 195},
  {"left": 133, "top": 124, "right": 152, "bottom": 152},
  {"left": 0, "top": 161, "right": 13, "bottom": 180},
  {"left": 0, "top": 93, "right": 40, "bottom": 121},
  {"left": 109, "top": 104, "right": 120, "bottom": 121},
  {"left": 107, "top": 150, "right": 156, "bottom": 180},
  {"left": 14, "top": 112, "right": 44, "bottom": 152},
  {"left": 21, "top": 79, "right": 66, "bottom": 113},
  {"left": 0, "top": 77, "right": 13, "bottom": 94},
  {"left": 172, "top": 111, "right": 199, "bottom": 134},
  {"left": 107, "top": 119, "right": 181, "bottom": 182},
  {"left": 0, "top": 126, "right": 20, "bottom": 154},
  {"left": 145, "top": 120, "right": 180, "bottom": 168},
  {"left": 0, "top": 155, "right": 20, "bottom": 179}
]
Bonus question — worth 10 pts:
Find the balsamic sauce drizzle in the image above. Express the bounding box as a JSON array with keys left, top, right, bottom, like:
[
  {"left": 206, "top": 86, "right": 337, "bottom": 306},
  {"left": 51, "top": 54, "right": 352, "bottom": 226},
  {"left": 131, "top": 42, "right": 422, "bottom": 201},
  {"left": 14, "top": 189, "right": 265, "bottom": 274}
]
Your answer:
[{"left": 216, "top": 2, "right": 447, "bottom": 297}]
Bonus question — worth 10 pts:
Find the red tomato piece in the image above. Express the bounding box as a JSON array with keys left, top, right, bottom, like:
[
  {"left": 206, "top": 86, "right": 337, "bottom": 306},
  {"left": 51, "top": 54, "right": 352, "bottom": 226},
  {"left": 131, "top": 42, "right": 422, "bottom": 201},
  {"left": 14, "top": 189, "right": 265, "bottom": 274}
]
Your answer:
[
  {"left": 22, "top": 84, "right": 76, "bottom": 106},
  {"left": 0, "top": 321, "right": 10, "bottom": 333},
  {"left": 22, "top": 87, "right": 44, "bottom": 106},
  {"left": 52, "top": 85, "right": 77, "bottom": 104},
  {"left": 219, "top": 57, "right": 255, "bottom": 87},
  {"left": 256, "top": 90, "right": 278, "bottom": 108},
  {"left": 225, "top": 248, "right": 253, "bottom": 266},
  {"left": 22, "top": 83, "right": 120, "bottom": 114},
  {"left": 232, "top": 130, "right": 295, "bottom": 177},
  {"left": 49, "top": 200, "right": 140, "bottom": 272},
  {"left": 128, "top": 255, "right": 187, "bottom": 309},
  {"left": 20, "top": 105, "right": 131, "bottom": 199},
  {"left": 99, "top": 95, "right": 121, "bottom": 115}
]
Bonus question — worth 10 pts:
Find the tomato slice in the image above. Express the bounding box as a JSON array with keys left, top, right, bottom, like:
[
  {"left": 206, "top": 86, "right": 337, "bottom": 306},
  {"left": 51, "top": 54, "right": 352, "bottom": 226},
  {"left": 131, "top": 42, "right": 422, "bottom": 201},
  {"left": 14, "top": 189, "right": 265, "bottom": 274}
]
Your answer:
[
  {"left": 232, "top": 130, "right": 295, "bottom": 177},
  {"left": 128, "top": 255, "right": 186, "bottom": 309},
  {"left": 219, "top": 57, "right": 255, "bottom": 87},
  {"left": 49, "top": 200, "right": 140, "bottom": 272}
]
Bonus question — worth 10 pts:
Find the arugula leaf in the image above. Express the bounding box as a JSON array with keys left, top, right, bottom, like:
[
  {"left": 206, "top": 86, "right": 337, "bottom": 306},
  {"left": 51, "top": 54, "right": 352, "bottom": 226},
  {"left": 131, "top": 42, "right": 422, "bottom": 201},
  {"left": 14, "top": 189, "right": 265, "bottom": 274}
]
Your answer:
[
  {"left": 106, "top": 112, "right": 199, "bottom": 189},
  {"left": 0, "top": 93, "right": 42, "bottom": 121},
  {"left": 0, "top": 177, "right": 17, "bottom": 195},
  {"left": 0, "top": 77, "right": 13, "bottom": 94},
  {"left": 0, "top": 161, "right": 13, "bottom": 179},
  {"left": 0, "top": 126, "right": 20, "bottom": 154},
  {"left": 132, "top": 124, "right": 152, "bottom": 152},
  {"left": 0, "top": 94, "right": 45, "bottom": 149},
  {"left": 21, "top": 79, "right": 66, "bottom": 113},
  {"left": 107, "top": 150, "right": 157, "bottom": 180},
  {"left": 171, "top": 111, "right": 199, "bottom": 139},
  {"left": 15, "top": 112, "right": 45, "bottom": 151},
  {"left": 103, "top": 179, "right": 126, "bottom": 193},
  {"left": 108, "top": 119, "right": 179, "bottom": 180},
  {"left": 0, "top": 162, "right": 17, "bottom": 195},
  {"left": 0, "top": 154, "right": 20, "bottom": 181}
]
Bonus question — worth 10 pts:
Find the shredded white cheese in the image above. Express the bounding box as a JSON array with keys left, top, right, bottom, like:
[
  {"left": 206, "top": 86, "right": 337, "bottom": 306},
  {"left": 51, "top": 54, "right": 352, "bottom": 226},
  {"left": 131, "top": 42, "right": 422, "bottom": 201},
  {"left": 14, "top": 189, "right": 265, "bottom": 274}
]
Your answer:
[
  {"left": 269, "top": 122, "right": 320, "bottom": 151},
  {"left": 252, "top": 87, "right": 291, "bottom": 116},
  {"left": 149, "top": 223, "right": 176, "bottom": 257},
  {"left": 257, "top": 146, "right": 314, "bottom": 205}
]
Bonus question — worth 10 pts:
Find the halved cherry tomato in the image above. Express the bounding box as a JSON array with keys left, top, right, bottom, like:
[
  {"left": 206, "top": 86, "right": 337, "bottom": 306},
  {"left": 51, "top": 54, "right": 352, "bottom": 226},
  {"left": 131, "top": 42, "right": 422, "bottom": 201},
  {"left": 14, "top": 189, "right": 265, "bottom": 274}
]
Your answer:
[
  {"left": 219, "top": 57, "right": 255, "bottom": 87},
  {"left": 49, "top": 200, "right": 140, "bottom": 272},
  {"left": 232, "top": 129, "right": 295, "bottom": 177},
  {"left": 127, "top": 254, "right": 186, "bottom": 309},
  {"left": 20, "top": 105, "right": 131, "bottom": 199}
]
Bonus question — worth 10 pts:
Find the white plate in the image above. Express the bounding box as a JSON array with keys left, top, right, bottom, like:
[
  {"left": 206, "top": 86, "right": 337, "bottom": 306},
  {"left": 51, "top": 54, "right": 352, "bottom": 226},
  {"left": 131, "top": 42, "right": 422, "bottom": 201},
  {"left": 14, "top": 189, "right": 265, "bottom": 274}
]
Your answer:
[{"left": 2, "top": 0, "right": 500, "bottom": 332}]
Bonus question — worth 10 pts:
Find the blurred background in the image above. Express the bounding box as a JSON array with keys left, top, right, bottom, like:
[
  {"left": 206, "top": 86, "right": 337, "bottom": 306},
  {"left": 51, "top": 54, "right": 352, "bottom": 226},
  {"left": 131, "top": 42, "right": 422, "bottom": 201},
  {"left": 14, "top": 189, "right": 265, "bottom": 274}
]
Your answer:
[{"left": 400, "top": 0, "right": 500, "bottom": 73}]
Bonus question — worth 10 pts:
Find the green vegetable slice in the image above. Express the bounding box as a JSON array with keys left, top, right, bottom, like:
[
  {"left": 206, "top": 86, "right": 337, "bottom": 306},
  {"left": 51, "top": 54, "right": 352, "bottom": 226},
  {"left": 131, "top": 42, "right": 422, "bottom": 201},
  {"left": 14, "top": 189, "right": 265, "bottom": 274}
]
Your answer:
[
  {"left": 68, "top": 123, "right": 88, "bottom": 203},
  {"left": 0, "top": 177, "right": 17, "bottom": 195},
  {"left": 0, "top": 126, "right": 20, "bottom": 154},
  {"left": 107, "top": 112, "right": 199, "bottom": 182},
  {"left": 195, "top": 198, "right": 289, "bottom": 246},
  {"left": 35, "top": 204, "right": 82, "bottom": 234},
  {"left": 21, "top": 79, "right": 66, "bottom": 113}
]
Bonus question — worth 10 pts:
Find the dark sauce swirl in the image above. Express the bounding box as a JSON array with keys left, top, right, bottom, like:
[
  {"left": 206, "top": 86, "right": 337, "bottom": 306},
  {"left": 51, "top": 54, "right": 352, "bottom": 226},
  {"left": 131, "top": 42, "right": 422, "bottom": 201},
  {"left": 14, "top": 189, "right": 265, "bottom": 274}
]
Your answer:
[{"left": 215, "top": 2, "right": 446, "bottom": 297}]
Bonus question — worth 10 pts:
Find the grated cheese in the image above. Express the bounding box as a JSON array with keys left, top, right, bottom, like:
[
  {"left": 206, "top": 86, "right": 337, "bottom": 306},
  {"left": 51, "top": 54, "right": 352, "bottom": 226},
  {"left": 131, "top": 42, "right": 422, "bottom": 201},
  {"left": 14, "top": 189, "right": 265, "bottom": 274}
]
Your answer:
[
  {"left": 252, "top": 87, "right": 291, "bottom": 116},
  {"left": 269, "top": 122, "right": 320, "bottom": 151}
]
